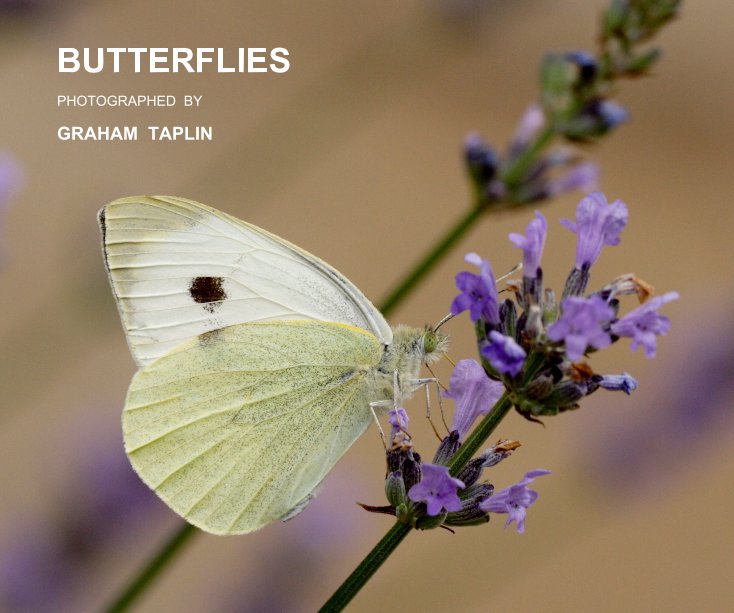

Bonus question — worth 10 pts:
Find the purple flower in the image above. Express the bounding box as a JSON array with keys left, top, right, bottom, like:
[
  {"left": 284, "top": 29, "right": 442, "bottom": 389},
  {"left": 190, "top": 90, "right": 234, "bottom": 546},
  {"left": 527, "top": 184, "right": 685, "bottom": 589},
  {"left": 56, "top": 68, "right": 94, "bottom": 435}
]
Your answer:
[
  {"left": 464, "top": 132, "right": 499, "bottom": 185},
  {"left": 598, "top": 372, "right": 638, "bottom": 394},
  {"left": 547, "top": 296, "right": 614, "bottom": 361},
  {"left": 596, "top": 100, "right": 629, "bottom": 129},
  {"left": 0, "top": 423, "right": 165, "bottom": 611},
  {"left": 479, "top": 469, "right": 551, "bottom": 533},
  {"left": 570, "top": 99, "right": 629, "bottom": 137},
  {"left": 0, "top": 152, "right": 22, "bottom": 252},
  {"left": 389, "top": 406, "right": 409, "bottom": 429},
  {"left": 561, "top": 192, "right": 628, "bottom": 268},
  {"left": 565, "top": 51, "right": 598, "bottom": 84},
  {"left": 611, "top": 291, "right": 679, "bottom": 357},
  {"left": 586, "top": 300, "right": 732, "bottom": 495},
  {"left": 509, "top": 211, "right": 547, "bottom": 277},
  {"left": 408, "top": 463, "right": 465, "bottom": 516},
  {"left": 451, "top": 252, "right": 500, "bottom": 324},
  {"left": 509, "top": 104, "right": 545, "bottom": 154},
  {"left": 443, "top": 359, "right": 504, "bottom": 440},
  {"left": 546, "top": 161, "right": 599, "bottom": 197},
  {"left": 482, "top": 331, "right": 527, "bottom": 376},
  {"left": 0, "top": 152, "right": 22, "bottom": 205},
  {"left": 0, "top": 533, "right": 69, "bottom": 610}
]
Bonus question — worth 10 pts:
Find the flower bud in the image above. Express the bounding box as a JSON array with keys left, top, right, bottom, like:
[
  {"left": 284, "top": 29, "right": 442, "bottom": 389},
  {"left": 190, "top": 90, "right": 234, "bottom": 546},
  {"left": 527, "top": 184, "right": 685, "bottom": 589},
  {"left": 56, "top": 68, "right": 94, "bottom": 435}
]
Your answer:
[
  {"left": 402, "top": 452, "right": 422, "bottom": 492},
  {"left": 500, "top": 299, "right": 518, "bottom": 337},
  {"left": 562, "top": 262, "right": 591, "bottom": 298},
  {"left": 445, "top": 483, "right": 494, "bottom": 526},
  {"left": 386, "top": 446, "right": 404, "bottom": 474},
  {"left": 395, "top": 503, "right": 411, "bottom": 524},
  {"left": 543, "top": 289, "right": 558, "bottom": 324},
  {"left": 480, "top": 440, "right": 520, "bottom": 467},
  {"left": 456, "top": 458, "right": 485, "bottom": 489},
  {"left": 432, "top": 431, "right": 461, "bottom": 465},
  {"left": 415, "top": 510, "right": 448, "bottom": 530},
  {"left": 564, "top": 51, "right": 598, "bottom": 86},
  {"left": 525, "top": 304, "right": 544, "bottom": 340},
  {"left": 562, "top": 99, "right": 629, "bottom": 140},
  {"left": 525, "top": 373, "right": 554, "bottom": 400},
  {"left": 464, "top": 133, "right": 499, "bottom": 186},
  {"left": 384, "top": 470, "right": 407, "bottom": 508},
  {"left": 549, "top": 380, "right": 588, "bottom": 404}
]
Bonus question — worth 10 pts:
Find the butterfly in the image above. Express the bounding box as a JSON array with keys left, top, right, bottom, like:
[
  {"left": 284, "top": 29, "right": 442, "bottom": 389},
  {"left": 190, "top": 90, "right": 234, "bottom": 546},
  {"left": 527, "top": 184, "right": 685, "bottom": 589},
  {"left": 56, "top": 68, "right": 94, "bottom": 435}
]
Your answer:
[{"left": 99, "top": 196, "right": 448, "bottom": 534}]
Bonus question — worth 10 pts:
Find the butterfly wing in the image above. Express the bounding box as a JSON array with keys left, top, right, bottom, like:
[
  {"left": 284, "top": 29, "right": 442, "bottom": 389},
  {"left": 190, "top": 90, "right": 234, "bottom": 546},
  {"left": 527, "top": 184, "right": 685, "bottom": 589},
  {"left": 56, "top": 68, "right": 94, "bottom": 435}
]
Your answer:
[
  {"left": 99, "top": 195, "right": 392, "bottom": 367},
  {"left": 123, "top": 320, "right": 382, "bottom": 535}
]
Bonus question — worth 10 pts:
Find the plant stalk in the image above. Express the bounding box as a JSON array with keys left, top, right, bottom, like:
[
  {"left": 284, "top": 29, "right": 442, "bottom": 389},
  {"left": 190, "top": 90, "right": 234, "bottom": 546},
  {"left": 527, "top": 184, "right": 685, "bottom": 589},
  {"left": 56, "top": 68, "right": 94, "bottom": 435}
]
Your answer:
[
  {"left": 317, "top": 521, "right": 412, "bottom": 612},
  {"left": 105, "top": 522, "right": 196, "bottom": 613},
  {"left": 448, "top": 393, "right": 512, "bottom": 475},
  {"left": 379, "top": 202, "right": 484, "bottom": 316}
]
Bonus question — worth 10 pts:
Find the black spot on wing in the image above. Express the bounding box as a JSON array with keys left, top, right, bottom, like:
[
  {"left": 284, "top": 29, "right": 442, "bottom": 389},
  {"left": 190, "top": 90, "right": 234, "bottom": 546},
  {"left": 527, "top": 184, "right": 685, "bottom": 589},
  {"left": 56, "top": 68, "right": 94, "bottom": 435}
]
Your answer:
[{"left": 189, "top": 276, "right": 227, "bottom": 313}]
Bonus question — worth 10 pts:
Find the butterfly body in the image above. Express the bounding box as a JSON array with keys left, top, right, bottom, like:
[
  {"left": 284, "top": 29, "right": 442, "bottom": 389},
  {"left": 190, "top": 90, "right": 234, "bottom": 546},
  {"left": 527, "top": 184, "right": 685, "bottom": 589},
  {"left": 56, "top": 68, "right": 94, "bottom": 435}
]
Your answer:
[{"left": 100, "top": 196, "right": 447, "bottom": 534}]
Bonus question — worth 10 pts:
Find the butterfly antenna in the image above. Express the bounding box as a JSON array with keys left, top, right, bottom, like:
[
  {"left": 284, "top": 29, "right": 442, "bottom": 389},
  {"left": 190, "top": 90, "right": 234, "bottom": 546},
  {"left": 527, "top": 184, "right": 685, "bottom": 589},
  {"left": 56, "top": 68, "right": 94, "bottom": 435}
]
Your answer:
[
  {"left": 433, "top": 312, "right": 454, "bottom": 332},
  {"left": 393, "top": 370, "right": 400, "bottom": 411}
]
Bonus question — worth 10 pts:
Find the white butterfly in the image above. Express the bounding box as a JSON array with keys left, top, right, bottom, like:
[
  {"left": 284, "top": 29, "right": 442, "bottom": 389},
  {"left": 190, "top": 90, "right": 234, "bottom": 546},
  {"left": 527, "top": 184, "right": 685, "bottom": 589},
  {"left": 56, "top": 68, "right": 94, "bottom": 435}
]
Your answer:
[{"left": 100, "top": 196, "right": 448, "bottom": 535}]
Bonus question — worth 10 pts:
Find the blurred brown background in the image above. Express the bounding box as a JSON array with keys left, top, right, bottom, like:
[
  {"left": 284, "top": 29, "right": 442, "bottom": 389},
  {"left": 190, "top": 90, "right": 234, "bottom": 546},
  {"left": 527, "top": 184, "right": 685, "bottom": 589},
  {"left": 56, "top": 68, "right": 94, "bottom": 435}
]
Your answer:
[{"left": 1, "top": 1, "right": 733, "bottom": 611}]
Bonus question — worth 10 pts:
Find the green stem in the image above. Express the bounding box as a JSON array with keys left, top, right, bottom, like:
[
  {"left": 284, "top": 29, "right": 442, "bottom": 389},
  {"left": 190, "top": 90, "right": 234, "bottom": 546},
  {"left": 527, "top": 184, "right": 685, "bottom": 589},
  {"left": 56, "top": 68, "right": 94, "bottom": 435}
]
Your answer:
[
  {"left": 448, "top": 393, "right": 513, "bottom": 475},
  {"left": 105, "top": 522, "right": 196, "bottom": 613},
  {"left": 379, "top": 203, "right": 484, "bottom": 316},
  {"left": 317, "top": 521, "right": 412, "bottom": 612}
]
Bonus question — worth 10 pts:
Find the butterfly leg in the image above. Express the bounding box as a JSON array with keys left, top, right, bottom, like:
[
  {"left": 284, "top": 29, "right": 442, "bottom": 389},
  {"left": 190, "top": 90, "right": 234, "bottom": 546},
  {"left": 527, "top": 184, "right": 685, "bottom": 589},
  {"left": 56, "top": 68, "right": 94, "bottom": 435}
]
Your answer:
[
  {"left": 403, "top": 377, "right": 448, "bottom": 441},
  {"left": 368, "top": 400, "right": 388, "bottom": 449},
  {"left": 369, "top": 371, "right": 410, "bottom": 448}
]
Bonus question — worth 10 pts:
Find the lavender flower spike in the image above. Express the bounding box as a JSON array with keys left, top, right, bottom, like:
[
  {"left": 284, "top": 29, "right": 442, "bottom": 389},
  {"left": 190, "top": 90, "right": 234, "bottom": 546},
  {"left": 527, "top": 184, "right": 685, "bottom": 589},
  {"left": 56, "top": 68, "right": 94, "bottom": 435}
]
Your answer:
[
  {"left": 480, "top": 469, "right": 551, "bottom": 533},
  {"left": 561, "top": 192, "right": 628, "bottom": 269},
  {"left": 547, "top": 296, "right": 614, "bottom": 361},
  {"left": 443, "top": 359, "right": 504, "bottom": 440},
  {"left": 483, "top": 331, "right": 527, "bottom": 376},
  {"left": 407, "top": 464, "right": 465, "bottom": 516},
  {"left": 451, "top": 252, "right": 500, "bottom": 324},
  {"left": 611, "top": 291, "right": 679, "bottom": 358},
  {"left": 509, "top": 211, "right": 547, "bottom": 277}
]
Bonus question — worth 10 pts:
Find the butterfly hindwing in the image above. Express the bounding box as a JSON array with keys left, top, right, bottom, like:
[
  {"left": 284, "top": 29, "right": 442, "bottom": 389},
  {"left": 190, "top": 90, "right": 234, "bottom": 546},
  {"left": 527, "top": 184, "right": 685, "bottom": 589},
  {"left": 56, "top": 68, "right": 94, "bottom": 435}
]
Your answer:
[
  {"left": 123, "top": 320, "right": 382, "bottom": 535},
  {"left": 99, "top": 195, "right": 392, "bottom": 366}
]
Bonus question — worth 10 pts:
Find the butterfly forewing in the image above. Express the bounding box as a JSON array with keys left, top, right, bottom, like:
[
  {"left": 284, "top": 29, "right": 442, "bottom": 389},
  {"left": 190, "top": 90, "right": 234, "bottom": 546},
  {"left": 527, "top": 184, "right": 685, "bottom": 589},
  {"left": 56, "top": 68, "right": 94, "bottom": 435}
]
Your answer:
[{"left": 100, "top": 195, "right": 392, "bottom": 366}]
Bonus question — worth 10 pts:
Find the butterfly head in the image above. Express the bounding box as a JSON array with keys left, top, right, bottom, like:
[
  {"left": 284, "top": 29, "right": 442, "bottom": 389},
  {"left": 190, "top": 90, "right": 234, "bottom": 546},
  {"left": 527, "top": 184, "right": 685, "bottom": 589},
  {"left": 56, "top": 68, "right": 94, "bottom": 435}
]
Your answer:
[{"left": 419, "top": 324, "right": 450, "bottom": 365}]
